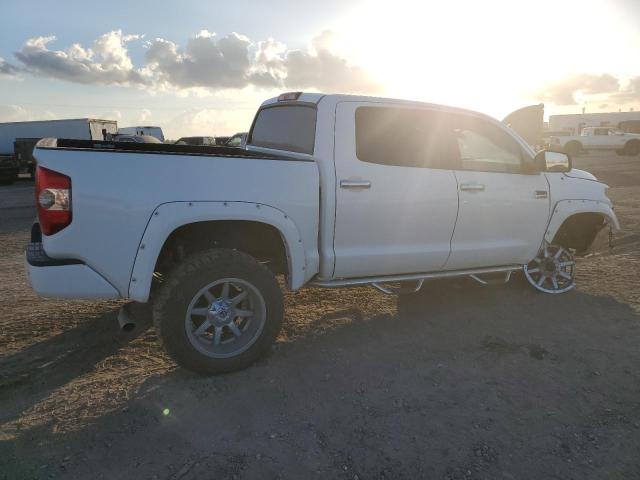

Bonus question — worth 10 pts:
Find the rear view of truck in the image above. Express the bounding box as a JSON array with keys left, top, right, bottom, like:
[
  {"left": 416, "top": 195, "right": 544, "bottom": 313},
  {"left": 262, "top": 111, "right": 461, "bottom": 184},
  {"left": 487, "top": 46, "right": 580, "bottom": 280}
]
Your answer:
[{"left": 26, "top": 126, "right": 320, "bottom": 374}]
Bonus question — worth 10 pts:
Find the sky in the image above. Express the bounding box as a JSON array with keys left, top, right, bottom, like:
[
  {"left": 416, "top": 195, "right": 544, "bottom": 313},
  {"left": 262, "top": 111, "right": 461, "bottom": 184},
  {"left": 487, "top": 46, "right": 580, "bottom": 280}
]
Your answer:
[{"left": 1, "top": 0, "right": 639, "bottom": 139}]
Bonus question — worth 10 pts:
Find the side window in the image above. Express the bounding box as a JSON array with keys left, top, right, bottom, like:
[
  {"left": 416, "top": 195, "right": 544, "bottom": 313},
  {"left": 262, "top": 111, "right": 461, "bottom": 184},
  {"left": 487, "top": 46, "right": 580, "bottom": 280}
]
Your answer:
[
  {"left": 355, "top": 106, "right": 455, "bottom": 169},
  {"left": 451, "top": 115, "right": 523, "bottom": 173}
]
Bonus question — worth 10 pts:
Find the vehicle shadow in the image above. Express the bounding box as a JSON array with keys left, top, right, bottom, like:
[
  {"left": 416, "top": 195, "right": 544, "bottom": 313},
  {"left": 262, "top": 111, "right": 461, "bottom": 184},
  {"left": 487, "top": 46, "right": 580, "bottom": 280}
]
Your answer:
[
  {"left": 0, "top": 303, "right": 155, "bottom": 428},
  {"left": 2, "top": 279, "right": 640, "bottom": 479}
]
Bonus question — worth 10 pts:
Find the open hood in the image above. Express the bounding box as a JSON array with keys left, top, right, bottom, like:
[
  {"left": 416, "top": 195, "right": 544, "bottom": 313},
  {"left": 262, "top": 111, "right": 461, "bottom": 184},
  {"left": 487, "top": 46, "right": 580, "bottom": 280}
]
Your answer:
[{"left": 502, "top": 104, "right": 544, "bottom": 147}]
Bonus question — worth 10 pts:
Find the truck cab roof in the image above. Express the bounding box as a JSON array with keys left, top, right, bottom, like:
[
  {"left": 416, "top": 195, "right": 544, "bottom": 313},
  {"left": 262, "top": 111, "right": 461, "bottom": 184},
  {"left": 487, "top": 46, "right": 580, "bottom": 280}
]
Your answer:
[{"left": 260, "top": 92, "right": 502, "bottom": 125}]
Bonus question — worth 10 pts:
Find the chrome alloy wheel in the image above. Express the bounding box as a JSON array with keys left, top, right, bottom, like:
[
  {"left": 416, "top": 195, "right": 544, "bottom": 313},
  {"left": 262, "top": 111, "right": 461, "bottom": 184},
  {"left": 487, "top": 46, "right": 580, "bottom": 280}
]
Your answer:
[
  {"left": 185, "top": 278, "right": 267, "bottom": 358},
  {"left": 524, "top": 244, "right": 576, "bottom": 294}
]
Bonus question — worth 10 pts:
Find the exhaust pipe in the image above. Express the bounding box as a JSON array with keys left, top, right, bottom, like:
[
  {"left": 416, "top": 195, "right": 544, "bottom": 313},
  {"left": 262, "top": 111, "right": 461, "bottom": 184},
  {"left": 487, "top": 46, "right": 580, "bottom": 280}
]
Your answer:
[{"left": 117, "top": 303, "right": 136, "bottom": 332}]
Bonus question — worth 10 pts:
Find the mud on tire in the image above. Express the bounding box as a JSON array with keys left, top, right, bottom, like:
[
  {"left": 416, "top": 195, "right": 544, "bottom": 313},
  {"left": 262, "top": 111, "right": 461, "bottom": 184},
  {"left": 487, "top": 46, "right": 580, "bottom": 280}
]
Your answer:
[{"left": 153, "top": 248, "right": 284, "bottom": 374}]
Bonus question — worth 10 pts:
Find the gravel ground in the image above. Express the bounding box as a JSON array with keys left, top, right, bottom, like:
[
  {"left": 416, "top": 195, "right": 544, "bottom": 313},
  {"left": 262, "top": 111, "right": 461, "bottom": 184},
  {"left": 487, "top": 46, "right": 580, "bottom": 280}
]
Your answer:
[{"left": 1, "top": 153, "right": 639, "bottom": 480}]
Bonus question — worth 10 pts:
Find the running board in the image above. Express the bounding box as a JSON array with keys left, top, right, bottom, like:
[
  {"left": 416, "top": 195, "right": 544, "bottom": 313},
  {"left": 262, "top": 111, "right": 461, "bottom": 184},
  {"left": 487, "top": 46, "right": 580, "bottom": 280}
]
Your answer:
[{"left": 310, "top": 265, "right": 523, "bottom": 288}]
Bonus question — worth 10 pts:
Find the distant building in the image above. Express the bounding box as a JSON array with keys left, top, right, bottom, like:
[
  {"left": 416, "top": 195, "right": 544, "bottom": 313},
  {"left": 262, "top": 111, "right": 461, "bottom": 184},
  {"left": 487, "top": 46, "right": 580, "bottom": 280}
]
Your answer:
[{"left": 549, "top": 111, "right": 640, "bottom": 134}]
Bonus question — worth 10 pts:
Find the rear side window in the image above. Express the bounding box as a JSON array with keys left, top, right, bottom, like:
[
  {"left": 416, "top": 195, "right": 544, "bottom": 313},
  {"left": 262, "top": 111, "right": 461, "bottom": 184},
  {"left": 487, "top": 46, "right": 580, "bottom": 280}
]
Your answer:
[
  {"left": 249, "top": 105, "right": 316, "bottom": 154},
  {"left": 355, "top": 106, "right": 455, "bottom": 169}
]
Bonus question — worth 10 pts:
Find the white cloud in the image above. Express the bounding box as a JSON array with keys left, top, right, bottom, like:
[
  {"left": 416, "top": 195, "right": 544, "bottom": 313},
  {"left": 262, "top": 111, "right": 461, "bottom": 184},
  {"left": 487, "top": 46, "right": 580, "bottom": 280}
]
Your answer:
[
  {"left": 14, "top": 31, "right": 148, "bottom": 86},
  {"left": 0, "top": 58, "right": 20, "bottom": 77},
  {"left": 145, "top": 31, "right": 253, "bottom": 90},
  {"left": 98, "top": 110, "right": 122, "bottom": 121},
  {"left": 251, "top": 30, "right": 382, "bottom": 93},
  {"left": 10, "top": 29, "right": 380, "bottom": 95},
  {"left": 135, "top": 109, "right": 152, "bottom": 123},
  {"left": 535, "top": 74, "right": 640, "bottom": 112},
  {"left": 165, "top": 108, "right": 255, "bottom": 140},
  {"left": 538, "top": 74, "right": 621, "bottom": 105},
  {"left": 0, "top": 105, "right": 57, "bottom": 122}
]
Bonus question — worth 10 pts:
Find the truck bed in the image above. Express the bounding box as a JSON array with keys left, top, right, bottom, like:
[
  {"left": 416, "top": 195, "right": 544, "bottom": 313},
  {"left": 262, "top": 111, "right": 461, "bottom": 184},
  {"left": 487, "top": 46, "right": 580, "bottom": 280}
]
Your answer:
[
  {"left": 42, "top": 138, "right": 297, "bottom": 160},
  {"left": 33, "top": 138, "right": 320, "bottom": 300}
]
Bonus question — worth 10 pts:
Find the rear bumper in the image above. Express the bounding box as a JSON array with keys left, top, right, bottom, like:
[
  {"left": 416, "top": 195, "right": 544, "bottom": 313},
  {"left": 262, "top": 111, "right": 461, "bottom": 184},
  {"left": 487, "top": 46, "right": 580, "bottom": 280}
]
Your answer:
[{"left": 25, "top": 242, "right": 120, "bottom": 299}]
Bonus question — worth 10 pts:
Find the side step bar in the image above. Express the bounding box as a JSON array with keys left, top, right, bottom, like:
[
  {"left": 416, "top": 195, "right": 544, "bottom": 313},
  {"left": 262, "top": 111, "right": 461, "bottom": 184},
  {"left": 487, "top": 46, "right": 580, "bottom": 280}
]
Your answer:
[{"left": 310, "top": 265, "right": 523, "bottom": 289}]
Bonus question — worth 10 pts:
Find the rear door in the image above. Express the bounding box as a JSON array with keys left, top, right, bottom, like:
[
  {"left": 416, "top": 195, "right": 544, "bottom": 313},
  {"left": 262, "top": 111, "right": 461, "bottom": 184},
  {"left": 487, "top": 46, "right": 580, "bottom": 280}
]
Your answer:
[
  {"left": 332, "top": 102, "right": 459, "bottom": 278},
  {"left": 445, "top": 113, "right": 550, "bottom": 269}
]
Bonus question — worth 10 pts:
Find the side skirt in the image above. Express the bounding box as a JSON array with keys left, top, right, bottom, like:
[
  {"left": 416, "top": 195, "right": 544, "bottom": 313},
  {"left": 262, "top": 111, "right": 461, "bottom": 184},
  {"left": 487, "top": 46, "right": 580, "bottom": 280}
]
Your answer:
[{"left": 310, "top": 264, "right": 523, "bottom": 289}]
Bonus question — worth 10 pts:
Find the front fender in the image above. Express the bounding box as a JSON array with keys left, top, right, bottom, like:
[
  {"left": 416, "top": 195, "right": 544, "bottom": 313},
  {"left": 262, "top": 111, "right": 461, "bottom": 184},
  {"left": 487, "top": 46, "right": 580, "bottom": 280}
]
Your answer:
[
  {"left": 128, "top": 201, "right": 310, "bottom": 302},
  {"left": 544, "top": 199, "right": 620, "bottom": 244}
]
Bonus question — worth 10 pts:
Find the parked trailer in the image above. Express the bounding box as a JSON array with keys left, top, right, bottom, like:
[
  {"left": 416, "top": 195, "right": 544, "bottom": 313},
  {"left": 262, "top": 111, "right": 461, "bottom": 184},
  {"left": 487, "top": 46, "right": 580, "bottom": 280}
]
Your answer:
[{"left": 0, "top": 119, "right": 118, "bottom": 182}]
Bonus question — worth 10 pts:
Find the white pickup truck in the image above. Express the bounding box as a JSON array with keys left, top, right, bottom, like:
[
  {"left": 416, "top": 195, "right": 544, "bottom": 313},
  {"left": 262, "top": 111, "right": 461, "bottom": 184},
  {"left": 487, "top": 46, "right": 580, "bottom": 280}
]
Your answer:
[
  {"left": 26, "top": 92, "right": 620, "bottom": 374},
  {"left": 550, "top": 126, "right": 640, "bottom": 156}
]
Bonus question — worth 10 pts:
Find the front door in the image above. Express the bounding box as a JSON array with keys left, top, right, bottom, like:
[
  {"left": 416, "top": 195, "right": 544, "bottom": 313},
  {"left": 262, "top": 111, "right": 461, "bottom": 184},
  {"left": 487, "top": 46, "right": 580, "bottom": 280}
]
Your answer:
[
  {"left": 332, "top": 102, "right": 459, "bottom": 278},
  {"left": 445, "top": 114, "right": 551, "bottom": 270}
]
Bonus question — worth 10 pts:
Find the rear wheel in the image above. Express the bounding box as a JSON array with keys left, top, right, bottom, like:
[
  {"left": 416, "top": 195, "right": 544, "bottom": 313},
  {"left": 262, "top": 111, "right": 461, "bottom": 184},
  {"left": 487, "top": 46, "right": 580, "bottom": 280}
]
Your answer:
[
  {"left": 565, "top": 141, "right": 582, "bottom": 157},
  {"left": 153, "top": 248, "right": 284, "bottom": 374},
  {"left": 623, "top": 140, "right": 640, "bottom": 156}
]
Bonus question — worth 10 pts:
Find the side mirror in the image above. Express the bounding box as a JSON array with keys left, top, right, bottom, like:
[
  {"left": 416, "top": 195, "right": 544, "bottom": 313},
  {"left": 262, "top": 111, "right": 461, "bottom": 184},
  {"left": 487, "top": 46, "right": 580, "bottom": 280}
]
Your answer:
[{"left": 534, "top": 150, "right": 572, "bottom": 173}]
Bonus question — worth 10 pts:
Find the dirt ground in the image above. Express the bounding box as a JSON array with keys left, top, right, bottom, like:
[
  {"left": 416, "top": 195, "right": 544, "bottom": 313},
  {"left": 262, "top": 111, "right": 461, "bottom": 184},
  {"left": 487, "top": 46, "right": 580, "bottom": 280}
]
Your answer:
[{"left": 1, "top": 153, "right": 639, "bottom": 480}]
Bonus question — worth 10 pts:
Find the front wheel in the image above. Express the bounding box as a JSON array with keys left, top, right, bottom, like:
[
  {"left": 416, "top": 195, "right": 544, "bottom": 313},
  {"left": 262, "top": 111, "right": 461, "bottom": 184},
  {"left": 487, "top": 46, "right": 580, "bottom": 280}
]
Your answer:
[
  {"left": 523, "top": 244, "right": 576, "bottom": 294},
  {"left": 153, "top": 248, "right": 284, "bottom": 374}
]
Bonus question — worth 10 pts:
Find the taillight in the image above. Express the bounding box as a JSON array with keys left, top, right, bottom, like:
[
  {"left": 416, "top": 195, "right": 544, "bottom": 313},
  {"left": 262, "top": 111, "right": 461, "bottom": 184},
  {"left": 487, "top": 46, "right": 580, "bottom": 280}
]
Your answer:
[{"left": 35, "top": 166, "right": 72, "bottom": 235}]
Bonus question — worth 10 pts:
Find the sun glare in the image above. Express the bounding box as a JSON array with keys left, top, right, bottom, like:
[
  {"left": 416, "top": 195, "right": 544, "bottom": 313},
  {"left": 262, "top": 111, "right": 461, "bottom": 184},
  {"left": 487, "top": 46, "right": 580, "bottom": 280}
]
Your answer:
[{"left": 332, "top": 0, "right": 636, "bottom": 117}]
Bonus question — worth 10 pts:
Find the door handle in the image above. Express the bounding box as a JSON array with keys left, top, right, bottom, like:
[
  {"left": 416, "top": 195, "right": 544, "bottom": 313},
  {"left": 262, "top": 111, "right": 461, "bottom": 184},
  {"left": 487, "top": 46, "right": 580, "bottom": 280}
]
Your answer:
[
  {"left": 340, "top": 179, "right": 371, "bottom": 189},
  {"left": 460, "top": 183, "right": 485, "bottom": 192},
  {"left": 535, "top": 190, "right": 548, "bottom": 199}
]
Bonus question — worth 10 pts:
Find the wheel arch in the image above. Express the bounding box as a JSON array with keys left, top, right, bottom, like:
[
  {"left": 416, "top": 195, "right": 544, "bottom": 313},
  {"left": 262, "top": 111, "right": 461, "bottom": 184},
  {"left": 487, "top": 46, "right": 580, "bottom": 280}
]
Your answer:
[
  {"left": 544, "top": 200, "right": 620, "bottom": 254},
  {"left": 128, "top": 201, "right": 309, "bottom": 302}
]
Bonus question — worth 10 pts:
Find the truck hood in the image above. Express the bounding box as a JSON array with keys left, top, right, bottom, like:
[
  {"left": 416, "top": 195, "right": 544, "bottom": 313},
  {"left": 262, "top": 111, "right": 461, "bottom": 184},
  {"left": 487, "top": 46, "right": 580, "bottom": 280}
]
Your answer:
[
  {"left": 502, "top": 104, "right": 544, "bottom": 146},
  {"left": 565, "top": 168, "right": 598, "bottom": 181}
]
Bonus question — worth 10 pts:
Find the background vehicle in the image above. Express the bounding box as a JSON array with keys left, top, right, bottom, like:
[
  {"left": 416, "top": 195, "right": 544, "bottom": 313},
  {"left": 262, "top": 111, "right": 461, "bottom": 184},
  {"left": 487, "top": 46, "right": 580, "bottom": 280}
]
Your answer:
[
  {"left": 549, "top": 111, "right": 640, "bottom": 135},
  {"left": 25, "top": 93, "right": 619, "bottom": 374},
  {"left": 0, "top": 118, "right": 118, "bottom": 183},
  {"left": 550, "top": 126, "right": 640, "bottom": 156},
  {"left": 113, "top": 134, "right": 163, "bottom": 144},
  {"left": 225, "top": 132, "right": 248, "bottom": 147},
  {"left": 117, "top": 126, "right": 165, "bottom": 142},
  {"left": 13, "top": 138, "right": 40, "bottom": 178},
  {"left": 175, "top": 136, "right": 216, "bottom": 146},
  {"left": 214, "top": 136, "right": 231, "bottom": 145}
]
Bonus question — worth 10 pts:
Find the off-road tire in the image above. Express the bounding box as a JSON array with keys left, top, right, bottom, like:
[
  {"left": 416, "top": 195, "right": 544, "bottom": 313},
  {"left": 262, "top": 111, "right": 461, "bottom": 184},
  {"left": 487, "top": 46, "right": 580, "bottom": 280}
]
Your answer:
[
  {"left": 565, "top": 141, "right": 582, "bottom": 157},
  {"left": 623, "top": 140, "right": 640, "bottom": 156},
  {"left": 153, "top": 248, "right": 284, "bottom": 375}
]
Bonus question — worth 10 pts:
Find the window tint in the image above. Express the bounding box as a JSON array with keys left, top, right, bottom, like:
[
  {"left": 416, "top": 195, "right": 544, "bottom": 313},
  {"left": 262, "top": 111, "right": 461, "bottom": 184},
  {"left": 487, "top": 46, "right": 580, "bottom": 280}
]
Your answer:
[
  {"left": 355, "top": 106, "right": 455, "bottom": 168},
  {"left": 451, "top": 115, "right": 523, "bottom": 173},
  {"left": 249, "top": 105, "right": 316, "bottom": 154}
]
